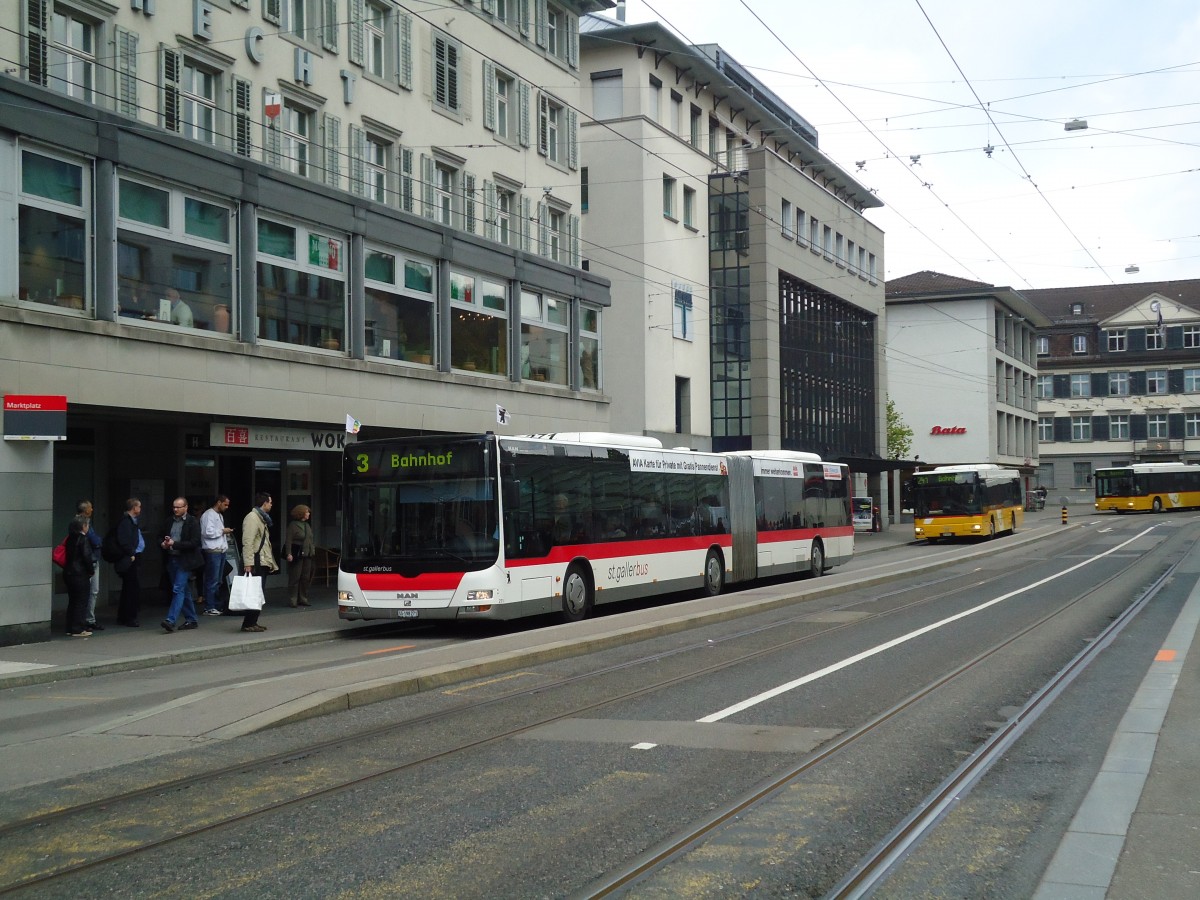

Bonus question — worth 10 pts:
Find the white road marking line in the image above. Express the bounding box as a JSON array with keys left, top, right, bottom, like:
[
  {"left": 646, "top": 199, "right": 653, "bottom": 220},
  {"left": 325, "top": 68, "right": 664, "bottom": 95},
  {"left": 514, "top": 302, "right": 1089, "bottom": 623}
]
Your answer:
[{"left": 697, "top": 527, "right": 1156, "bottom": 724}]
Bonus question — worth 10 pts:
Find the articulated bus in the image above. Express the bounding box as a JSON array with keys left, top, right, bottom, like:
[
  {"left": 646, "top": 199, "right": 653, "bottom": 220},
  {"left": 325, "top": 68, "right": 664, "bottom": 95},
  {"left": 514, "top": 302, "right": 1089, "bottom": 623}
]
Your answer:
[
  {"left": 338, "top": 432, "right": 852, "bottom": 624},
  {"left": 1094, "top": 462, "right": 1200, "bottom": 512},
  {"left": 911, "top": 464, "right": 1023, "bottom": 542}
]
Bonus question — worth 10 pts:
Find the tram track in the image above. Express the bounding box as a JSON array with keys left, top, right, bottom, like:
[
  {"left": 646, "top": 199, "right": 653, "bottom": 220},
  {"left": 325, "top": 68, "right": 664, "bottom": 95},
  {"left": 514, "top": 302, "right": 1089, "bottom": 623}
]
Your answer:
[
  {"left": 0, "top": 523, "right": 1155, "bottom": 896},
  {"left": 577, "top": 523, "right": 1189, "bottom": 898}
]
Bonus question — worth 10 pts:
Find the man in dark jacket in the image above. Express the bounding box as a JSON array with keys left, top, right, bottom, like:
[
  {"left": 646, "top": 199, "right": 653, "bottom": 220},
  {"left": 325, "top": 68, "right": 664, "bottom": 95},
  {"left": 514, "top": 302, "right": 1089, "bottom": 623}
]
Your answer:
[
  {"left": 115, "top": 498, "right": 145, "bottom": 626},
  {"left": 161, "top": 497, "right": 203, "bottom": 633}
]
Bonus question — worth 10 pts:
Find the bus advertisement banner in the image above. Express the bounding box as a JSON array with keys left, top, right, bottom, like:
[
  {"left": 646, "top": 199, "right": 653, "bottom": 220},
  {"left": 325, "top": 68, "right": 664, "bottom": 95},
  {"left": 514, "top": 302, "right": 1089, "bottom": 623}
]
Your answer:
[{"left": 627, "top": 450, "right": 727, "bottom": 476}]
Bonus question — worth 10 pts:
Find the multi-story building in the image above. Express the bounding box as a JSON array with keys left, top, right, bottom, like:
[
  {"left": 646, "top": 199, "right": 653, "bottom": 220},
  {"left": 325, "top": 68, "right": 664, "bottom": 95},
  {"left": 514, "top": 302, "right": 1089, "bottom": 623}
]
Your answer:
[
  {"left": 1, "top": 0, "right": 612, "bottom": 644},
  {"left": 578, "top": 13, "right": 887, "bottom": 488},
  {"left": 1023, "top": 279, "right": 1200, "bottom": 495},
  {"left": 885, "top": 272, "right": 1048, "bottom": 493}
]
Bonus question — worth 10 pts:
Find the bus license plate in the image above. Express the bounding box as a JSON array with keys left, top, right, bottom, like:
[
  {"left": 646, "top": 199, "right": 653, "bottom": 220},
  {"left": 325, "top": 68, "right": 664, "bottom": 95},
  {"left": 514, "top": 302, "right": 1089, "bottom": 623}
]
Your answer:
[{"left": 396, "top": 609, "right": 418, "bottom": 619}]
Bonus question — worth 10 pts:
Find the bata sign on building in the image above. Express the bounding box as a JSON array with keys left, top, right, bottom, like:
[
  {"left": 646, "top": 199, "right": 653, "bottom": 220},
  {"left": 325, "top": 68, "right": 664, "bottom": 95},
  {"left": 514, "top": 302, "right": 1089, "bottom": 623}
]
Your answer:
[{"left": 930, "top": 426, "right": 967, "bottom": 435}]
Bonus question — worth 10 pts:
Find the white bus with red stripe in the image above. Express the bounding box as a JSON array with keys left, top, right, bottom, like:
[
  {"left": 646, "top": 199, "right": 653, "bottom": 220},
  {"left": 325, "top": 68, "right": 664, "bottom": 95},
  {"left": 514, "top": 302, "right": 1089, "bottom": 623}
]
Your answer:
[{"left": 338, "top": 432, "right": 851, "bottom": 623}]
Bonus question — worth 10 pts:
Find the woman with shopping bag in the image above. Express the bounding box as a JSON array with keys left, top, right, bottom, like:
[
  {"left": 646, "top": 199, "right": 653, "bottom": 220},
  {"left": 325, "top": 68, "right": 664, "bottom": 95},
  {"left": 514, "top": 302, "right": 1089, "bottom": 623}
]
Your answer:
[{"left": 234, "top": 493, "right": 278, "bottom": 632}]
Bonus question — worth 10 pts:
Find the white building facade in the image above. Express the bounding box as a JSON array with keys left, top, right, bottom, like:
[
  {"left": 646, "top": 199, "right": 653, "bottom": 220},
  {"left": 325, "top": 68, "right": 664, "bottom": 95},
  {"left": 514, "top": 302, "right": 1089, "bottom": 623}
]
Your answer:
[
  {"left": 886, "top": 272, "right": 1047, "bottom": 475},
  {"left": 578, "top": 15, "right": 888, "bottom": 490}
]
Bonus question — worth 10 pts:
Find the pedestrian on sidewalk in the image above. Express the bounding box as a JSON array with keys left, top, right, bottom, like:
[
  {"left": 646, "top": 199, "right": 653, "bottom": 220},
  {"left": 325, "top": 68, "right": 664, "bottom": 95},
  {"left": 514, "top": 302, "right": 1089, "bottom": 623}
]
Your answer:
[
  {"left": 200, "top": 494, "right": 234, "bottom": 616},
  {"left": 285, "top": 504, "right": 315, "bottom": 608},
  {"left": 114, "top": 498, "right": 145, "bottom": 627},
  {"left": 77, "top": 500, "right": 105, "bottom": 630},
  {"left": 240, "top": 493, "right": 278, "bottom": 633},
  {"left": 63, "top": 515, "right": 95, "bottom": 637},
  {"left": 160, "top": 497, "right": 203, "bottom": 633}
]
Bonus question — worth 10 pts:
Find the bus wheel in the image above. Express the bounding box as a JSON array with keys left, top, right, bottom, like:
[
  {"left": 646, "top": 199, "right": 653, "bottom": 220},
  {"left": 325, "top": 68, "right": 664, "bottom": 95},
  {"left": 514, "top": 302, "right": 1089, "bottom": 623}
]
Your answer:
[
  {"left": 1153, "top": 497, "right": 1163, "bottom": 513},
  {"left": 703, "top": 549, "right": 725, "bottom": 596},
  {"left": 808, "top": 540, "right": 825, "bottom": 578},
  {"left": 561, "top": 564, "right": 592, "bottom": 623},
  {"left": 1010, "top": 513, "right": 1017, "bottom": 534}
]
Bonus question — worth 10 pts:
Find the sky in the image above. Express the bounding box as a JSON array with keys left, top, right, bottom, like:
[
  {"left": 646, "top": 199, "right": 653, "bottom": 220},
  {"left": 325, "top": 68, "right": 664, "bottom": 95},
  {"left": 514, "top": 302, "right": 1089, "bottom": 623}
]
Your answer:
[{"left": 620, "top": 0, "right": 1200, "bottom": 290}]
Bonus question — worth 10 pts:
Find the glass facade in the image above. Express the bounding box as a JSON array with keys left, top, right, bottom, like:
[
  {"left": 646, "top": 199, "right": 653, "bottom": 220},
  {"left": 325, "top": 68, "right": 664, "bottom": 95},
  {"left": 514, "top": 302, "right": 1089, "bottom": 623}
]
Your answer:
[{"left": 708, "top": 173, "right": 751, "bottom": 449}]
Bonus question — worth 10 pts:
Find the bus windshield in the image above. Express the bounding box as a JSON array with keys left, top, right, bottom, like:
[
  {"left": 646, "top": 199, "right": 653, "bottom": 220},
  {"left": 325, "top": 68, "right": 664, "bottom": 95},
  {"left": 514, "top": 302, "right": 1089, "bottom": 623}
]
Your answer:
[
  {"left": 1094, "top": 470, "right": 1136, "bottom": 498},
  {"left": 342, "top": 436, "right": 499, "bottom": 571},
  {"left": 912, "top": 475, "right": 980, "bottom": 516}
]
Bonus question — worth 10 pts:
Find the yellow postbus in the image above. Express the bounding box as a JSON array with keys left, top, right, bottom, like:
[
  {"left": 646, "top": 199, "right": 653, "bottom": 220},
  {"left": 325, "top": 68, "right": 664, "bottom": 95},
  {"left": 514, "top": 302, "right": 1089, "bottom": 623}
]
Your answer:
[
  {"left": 1094, "top": 463, "right": 1200, "bottom": 513},
  {"left": 911, "top": 464, "right": 1023, "bottom": 542}
]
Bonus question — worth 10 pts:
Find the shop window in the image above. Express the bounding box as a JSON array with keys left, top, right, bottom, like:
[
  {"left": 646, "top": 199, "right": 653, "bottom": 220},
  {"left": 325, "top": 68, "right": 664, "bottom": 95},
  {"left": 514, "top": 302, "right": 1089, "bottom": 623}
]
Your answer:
[
  {"left": 256, "top": 217, "right": 347, "bottom": 351},
  {"left": 116, "top": 175, "right": 235, "bottom": 333},
  {"left": 364, "top": 246, "right": 435, "bottom": 365},
  {"left": 520, "top": 290, "right": 569, "bottom": 386},
  {"left": 17, "top": 148, "right": 90, "bottom": 312},
  {"left": 450, "top": 271, "right": 508, "bottom": 375}
]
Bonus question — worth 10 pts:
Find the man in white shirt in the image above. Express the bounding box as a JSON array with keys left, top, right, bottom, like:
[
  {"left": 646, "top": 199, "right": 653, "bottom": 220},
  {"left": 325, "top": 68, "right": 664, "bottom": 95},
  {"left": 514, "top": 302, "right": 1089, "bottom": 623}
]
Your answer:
[{"left": 200, "top": 494, "right": 233, "bottom": 615}]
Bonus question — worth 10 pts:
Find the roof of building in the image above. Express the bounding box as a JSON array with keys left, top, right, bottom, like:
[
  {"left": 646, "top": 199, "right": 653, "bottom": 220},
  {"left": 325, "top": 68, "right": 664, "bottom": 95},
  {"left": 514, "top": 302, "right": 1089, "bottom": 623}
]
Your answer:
[
  {"left": 1021, "top": 279, "right": 1200, "bottom": 324},
  {"left": 884, "top": 270, "right": 1051, "bottom": 326},
  {"left": 885, "top": 271, "right": 992, "bottom": 295}
]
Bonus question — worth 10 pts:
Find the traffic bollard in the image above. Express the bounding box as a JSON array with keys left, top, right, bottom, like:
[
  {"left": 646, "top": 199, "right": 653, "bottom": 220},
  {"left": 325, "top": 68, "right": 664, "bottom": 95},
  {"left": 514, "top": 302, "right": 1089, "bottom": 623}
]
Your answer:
[{"left": 1061, "top": 505, "right": 1068, "bottom": 525}]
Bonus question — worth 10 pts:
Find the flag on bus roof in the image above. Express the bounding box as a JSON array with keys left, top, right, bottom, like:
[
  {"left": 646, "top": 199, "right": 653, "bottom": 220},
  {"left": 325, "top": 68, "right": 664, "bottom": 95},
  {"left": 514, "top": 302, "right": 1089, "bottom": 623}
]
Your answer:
[{"left": 345, "top": 414, "right": 361, "bottom": 434}]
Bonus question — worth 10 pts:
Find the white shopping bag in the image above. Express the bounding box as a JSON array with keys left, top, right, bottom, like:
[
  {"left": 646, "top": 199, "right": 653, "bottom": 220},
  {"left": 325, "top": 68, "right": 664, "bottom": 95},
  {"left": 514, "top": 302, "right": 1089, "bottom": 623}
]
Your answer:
[{"left": 228, "top": 574, "right": 265, "bottom": 611}]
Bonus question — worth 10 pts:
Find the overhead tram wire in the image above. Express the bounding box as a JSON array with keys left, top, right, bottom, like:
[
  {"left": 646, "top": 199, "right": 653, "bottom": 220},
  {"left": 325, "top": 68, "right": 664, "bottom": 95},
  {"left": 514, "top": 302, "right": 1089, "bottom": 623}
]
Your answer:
[
  {"left": 912, "top": 0, "right": 1115, "bottom": 286},
  {"left": 718, "top": 0, "right": 1034, "bottom": 290}
]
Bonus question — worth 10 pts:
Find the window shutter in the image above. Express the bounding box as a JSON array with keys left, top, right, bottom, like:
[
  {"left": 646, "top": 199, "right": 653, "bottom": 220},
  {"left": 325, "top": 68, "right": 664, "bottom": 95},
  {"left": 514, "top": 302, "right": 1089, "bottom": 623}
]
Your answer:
[
  {"left": 534, "top": 0, "right": 548, "bottom": 48},
  {"left": 1090, "top": 372, "right": 1106, "bottom": 397},
  {"left": 349, "top": 124, "right": 366, "bottom": 196},
  {"left": 518, "top": 81, "right": 531, "bottom": 147},
  {"left": 434, "top": 37, "right": 448, "bottom": 106},
  {"left": 567, "top": 12, "right": 579, "bottom": 68},
  {"left": 1130, "top": 414, "right": 1147, "bottom": 441},
  {"left": 1169, "top": 368, "right": 1185, "bottom": 393},
  {"left": 25, "top": 0, "right": 49, "bottom": 86},
  {"left": 537, "top": 201, "right": 549, "bottom": 257},
  {"left": 322, "top": 0, "right": 339, "bottom": 51},
  {"left": 518, "top": 0, "right": 531, "bottom": 37},
  {"left": 521, "top": 194, "right": 532, "bottom": 252},
  {"left": 567, "top": 108, "right": 578, "bottom": 170},
  {"left": 1053, "top": 416, "right": 1071, "bottom": 442},
  {"left": 483, "top": 180, "right": 497, "bottom": 242},
  {"left": 115, "top": 27, "right": 139, "bottom": 117},
  {"left": 1092, "top": 416, "right": 1109, "bottom": 442},
  {"left": 420, "top": 154, "right": 435, "bottom": 218},
  {"left": 569, "top": 214, "right": 580, "bottom": 267},
  {"left": 464, "top": 173, "right": 477, "bottom": 234},
  {"left": 233, "top": 77, "right": 253, "bottom": 157},
  {"left": 537, "top": 93, "right": 548, "bottom": 156},
  {"left": 263, "top": 0, "right": 281, "bottom": 26},
  {"left": 397, "top": 13, "right": 413, "bottom": 89},
  {"left": 348, "top": 0, "right": 364, "bottom": 66},
  {"left": 400, "top": 147, "right": 414, "bottom": 212},
  {"left": 482, "top": 59, "right": 496, "bottom": 131},
  {"left": 446, "top": 42, "right": 459, "bottom": 111},
  {"left": 160, "top": 45, "right": 182, "bottom": 132},
  {"left": 322, "top": 113, "right": 341, "bottom": 188},
  {"left": 1170, "top": 412, "right": 1186, "bottom": 439},
  {"left": 1130, "top": 370, "right": 1147, "bottom": 395}
]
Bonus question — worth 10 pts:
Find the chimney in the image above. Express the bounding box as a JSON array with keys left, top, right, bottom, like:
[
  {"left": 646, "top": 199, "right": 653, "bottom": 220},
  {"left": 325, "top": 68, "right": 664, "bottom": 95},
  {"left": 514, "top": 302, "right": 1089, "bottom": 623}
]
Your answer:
[{"left": 617, "top": 1, "right": 626, "bottom": 22}]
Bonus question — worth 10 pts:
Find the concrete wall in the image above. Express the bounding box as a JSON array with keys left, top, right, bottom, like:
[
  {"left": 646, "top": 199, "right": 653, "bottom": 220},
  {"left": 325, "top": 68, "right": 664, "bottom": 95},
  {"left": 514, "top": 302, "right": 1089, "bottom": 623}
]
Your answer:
[{"left": 0, "top": 438, "right": 53, "bottom": 645}]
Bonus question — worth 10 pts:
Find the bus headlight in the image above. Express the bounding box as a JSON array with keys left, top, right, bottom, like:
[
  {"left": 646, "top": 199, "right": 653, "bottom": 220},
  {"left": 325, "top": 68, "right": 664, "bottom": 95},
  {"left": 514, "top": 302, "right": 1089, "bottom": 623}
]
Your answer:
[
  {"left": 338, "top": 591, "right": 355, "bottom": 602},
  {"left": 914, "top": 526, "right": 924, "bottom": 535},
  {"left": 466, "top": 589, "right": 494, "bottom": 601},
  {"left": 971, "top": 524, "right": 981, "bottom": 532}
]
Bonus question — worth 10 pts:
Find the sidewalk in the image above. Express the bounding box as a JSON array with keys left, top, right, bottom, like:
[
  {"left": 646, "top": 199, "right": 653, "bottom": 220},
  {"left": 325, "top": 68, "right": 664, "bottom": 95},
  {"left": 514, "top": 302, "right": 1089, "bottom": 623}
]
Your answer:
[{"left": 0, "top": 509, "right": 1193, "bottom": 897}]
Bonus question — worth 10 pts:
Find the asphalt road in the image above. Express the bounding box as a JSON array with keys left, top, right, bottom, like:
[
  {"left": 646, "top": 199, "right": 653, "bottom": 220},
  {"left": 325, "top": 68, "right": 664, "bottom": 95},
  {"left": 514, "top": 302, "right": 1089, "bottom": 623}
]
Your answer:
[{"left": 2, "top": 513, "right": 1188, "bottom": 898}]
